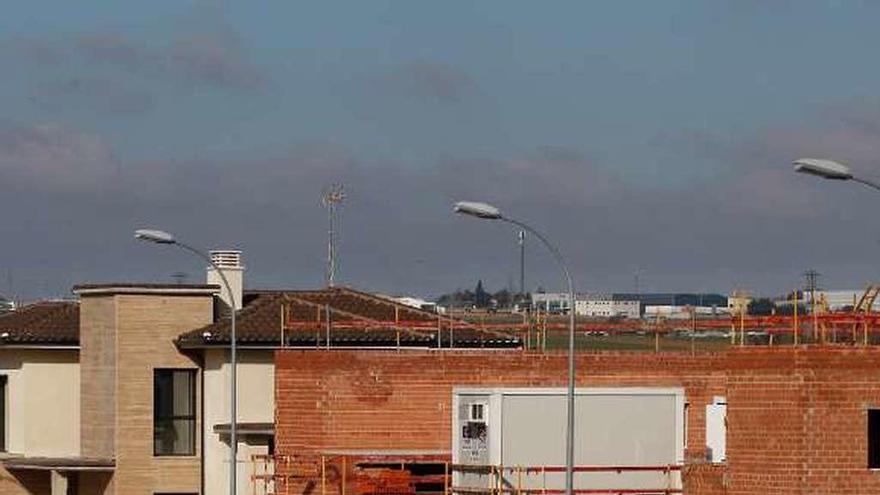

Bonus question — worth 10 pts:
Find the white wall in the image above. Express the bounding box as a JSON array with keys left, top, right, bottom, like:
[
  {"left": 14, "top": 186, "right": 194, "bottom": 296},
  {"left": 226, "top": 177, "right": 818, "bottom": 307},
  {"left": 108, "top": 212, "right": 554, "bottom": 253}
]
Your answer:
[
  {"left": 0, "top": 349, "right": 80, "bottom": 457},
  {"left": 204, "top": 348, "right": 275, "bottom": 495}
]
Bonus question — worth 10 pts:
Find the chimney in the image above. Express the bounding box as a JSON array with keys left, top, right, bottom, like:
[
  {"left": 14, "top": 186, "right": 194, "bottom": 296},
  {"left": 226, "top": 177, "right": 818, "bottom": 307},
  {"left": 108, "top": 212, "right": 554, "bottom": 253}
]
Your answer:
[{"left": 206, "top": 250, "right": 244, "bottom": 310}]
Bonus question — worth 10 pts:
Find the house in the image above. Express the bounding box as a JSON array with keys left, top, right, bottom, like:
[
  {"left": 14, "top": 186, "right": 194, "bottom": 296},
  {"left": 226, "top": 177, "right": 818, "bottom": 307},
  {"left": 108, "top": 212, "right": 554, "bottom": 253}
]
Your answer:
[
  {"left": 0, "top": 250, "right": 518, "bottom": 495},
  {"left": 0, "top": 301, "right": 82, "bottom": 494}
]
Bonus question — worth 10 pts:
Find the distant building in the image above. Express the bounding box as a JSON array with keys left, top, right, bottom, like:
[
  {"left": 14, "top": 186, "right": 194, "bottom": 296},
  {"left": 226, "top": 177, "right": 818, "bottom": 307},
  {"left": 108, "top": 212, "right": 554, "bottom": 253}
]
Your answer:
[
  {"left": 391, "top": 296, "right": 439, "bottom": 313},
  {"left": 615, "top": 293, "right": 728, "bottom": 317},
  {"left": 727, "top": 291, "right": 752, "bottom": 315},
  {"left": 575, "top": 294, "right": 640, "bottom": 319},
  {"left": 801, "top": 289, "right": 880, "bottom": 311},
  {"left": 530, "top": 292, "right": 571, "bottom": 314}
]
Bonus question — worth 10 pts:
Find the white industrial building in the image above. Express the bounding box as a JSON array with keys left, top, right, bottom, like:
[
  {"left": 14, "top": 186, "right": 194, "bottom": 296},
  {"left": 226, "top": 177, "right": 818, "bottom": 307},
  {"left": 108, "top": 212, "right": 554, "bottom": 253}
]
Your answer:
[
  {"left": 530, "top": 292, "right": 572, "bottom": 314},
  {"left": 575, "top": 294, "right": 640, "bottom": 319},
  {"left": 531, "top": 293, "right": 640, "bottom": 318},
  {"left": 800, "top": 289, "right": 880, "bottom": 311}
]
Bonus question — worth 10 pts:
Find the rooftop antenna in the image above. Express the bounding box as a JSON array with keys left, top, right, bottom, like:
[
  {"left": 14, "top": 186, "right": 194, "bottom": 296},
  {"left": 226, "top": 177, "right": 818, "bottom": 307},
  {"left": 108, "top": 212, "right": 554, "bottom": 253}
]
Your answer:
[
  {"left": 322, "top": 183, "right": 345, "bottom": 287},
  {"left": 171, "top": 272, "right": 189, "bottom": 285}
]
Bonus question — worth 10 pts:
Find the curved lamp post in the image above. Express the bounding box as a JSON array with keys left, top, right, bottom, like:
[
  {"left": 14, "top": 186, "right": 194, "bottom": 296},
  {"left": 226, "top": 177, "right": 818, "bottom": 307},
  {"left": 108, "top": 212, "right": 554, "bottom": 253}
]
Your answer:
[
  {"left": 452, "top": 201, "right": 577, "bottom": 495},
  {"left": 135, "top": 229, "right": 239, "bottom": 495},
  {"left": 794, "top": 158, "right": 880, "bottom": 191}
]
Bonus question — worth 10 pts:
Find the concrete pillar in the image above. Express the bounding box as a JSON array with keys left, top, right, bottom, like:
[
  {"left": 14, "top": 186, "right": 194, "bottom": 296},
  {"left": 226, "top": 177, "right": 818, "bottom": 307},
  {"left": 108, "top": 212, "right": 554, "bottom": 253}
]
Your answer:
[{"left": 50, "top": 470, "right": 69, "bottom": 495}]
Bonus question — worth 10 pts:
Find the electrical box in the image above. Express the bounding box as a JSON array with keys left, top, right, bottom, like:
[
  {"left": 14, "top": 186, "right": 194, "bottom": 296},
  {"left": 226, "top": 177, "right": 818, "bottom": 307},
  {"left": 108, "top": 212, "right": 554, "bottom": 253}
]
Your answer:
[{"left": 452, "top": 387, "right": 685, "bottom": 493}]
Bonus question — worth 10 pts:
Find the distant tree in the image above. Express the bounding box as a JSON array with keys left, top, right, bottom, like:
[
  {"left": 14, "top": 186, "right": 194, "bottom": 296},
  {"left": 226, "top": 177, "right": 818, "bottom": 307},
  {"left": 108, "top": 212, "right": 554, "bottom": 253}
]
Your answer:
[
  {"left": 474, "top": 280, "right": 491, "bottom": 308},
  {"left": 747, "top": 298, "right": 776, "bottom": 316},
  {"left": 775, "top": 303, "right": 807, "bottom": 316},
  {"left": 493, "top": 289, "right": 513, "bottom": 309}
]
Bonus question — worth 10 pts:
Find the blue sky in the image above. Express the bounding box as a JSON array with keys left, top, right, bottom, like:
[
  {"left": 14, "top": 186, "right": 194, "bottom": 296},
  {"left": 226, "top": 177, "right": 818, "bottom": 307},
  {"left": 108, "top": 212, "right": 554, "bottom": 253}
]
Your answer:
[{"left": 3, "top": 1, "right": 880, "bottom": 300}]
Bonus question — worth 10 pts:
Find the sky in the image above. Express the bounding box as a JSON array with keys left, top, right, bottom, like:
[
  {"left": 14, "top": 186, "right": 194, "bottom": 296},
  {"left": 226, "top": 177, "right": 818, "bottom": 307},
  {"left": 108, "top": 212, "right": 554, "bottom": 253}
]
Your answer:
[{"left": 4, "top": 0, "right": 880, "bottom": 301}]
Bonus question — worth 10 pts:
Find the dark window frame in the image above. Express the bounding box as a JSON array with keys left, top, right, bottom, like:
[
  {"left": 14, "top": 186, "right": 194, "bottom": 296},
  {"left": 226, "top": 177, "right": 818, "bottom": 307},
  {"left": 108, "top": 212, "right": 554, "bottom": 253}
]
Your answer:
[
  {"left": 869, "top": 409, "right": 880, "bottom": 469},
  {"left": 0, "top": 375, "right": 6, "bottom": 452},
  {"left": 153, "top": 368, "right": 197, "bottom": 457}
]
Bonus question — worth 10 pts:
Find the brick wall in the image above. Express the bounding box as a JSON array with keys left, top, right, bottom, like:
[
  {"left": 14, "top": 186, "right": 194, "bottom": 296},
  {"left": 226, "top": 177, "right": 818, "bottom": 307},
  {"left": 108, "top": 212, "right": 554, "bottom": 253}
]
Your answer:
[
  {"left": 725, "top": 347, "right": 880, "bottom": 494},
  {"left": 275, "top": 349, "right": 726, "bottom": 491},
  {"left": 275, "top": 347, "right": 880, "bottom": 495}
]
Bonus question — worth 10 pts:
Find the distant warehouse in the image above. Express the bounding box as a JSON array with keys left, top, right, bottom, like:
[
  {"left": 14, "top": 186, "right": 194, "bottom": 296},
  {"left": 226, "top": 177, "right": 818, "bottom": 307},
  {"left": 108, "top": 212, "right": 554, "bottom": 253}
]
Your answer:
[{"left": 531, "top": 292, "right": 726, "bottom": 318}]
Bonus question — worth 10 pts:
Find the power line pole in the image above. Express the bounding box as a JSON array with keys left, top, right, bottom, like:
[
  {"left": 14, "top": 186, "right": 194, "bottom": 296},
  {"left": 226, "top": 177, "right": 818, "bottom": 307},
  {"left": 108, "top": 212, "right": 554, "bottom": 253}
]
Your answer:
[
  {"left": 518, "top": 230, "right": 525, "bottom": 295},
  {"left": 322, "top": 184, "right": 345, "bottom": 287}
]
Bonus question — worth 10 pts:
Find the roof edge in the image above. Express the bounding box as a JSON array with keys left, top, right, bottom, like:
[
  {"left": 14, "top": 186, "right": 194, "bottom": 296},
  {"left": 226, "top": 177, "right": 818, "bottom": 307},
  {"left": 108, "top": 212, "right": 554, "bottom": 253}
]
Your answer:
[{"left": 74, "top": 283, "right": 220, "bottom": 297}]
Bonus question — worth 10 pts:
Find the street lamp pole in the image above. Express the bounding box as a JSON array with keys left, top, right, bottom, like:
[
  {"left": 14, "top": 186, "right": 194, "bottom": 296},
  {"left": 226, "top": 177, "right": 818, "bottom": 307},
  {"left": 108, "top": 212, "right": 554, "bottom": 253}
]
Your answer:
[
  {"left": 452, "top": 202, "right": 577, "bottom": 495},
  {"left": 134, "top": 229, "right": 239, "bottom": 495},
  {"left": 794, "top": 157, "right": 880, "bottom": 192}
]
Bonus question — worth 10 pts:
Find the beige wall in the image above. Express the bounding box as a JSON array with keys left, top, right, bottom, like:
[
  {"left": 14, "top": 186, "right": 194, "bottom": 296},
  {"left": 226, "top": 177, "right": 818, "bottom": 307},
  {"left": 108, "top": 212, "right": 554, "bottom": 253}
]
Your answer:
[
  {"left": 79, "top": 296, "right": 116, "bottom": 459},
  {"left": 0, "top": 349, "right": 80, "bottom": 457},
  {"left": 79, "top": 288, "right": 216, "bottom": 495},
  {"left": 204, "top": 349, "right": 274, "bottom": 495}
]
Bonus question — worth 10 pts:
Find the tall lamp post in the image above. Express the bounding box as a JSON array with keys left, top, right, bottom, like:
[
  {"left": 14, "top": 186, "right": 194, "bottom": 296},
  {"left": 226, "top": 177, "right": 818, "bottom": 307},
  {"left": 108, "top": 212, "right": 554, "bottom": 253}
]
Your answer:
[
  {"left": 134, "top": 229, "right": 239, "bottom": 495},
  {"left": 452, "top": 201, "right": 577, "bottom": 495}
]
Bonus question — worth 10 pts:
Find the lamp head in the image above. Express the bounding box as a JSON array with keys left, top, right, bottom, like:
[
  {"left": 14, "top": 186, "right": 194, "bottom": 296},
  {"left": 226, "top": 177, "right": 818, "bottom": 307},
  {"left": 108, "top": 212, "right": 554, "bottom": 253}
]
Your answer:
[
  {"left": 134, "top": 229, "right": 177, "bottom": 244},
  {"left": 453, "top": 201, "right": 503, "bottom": 220},
  {"left": 793, "top": 158, "right": 853, "bottom": 181}
]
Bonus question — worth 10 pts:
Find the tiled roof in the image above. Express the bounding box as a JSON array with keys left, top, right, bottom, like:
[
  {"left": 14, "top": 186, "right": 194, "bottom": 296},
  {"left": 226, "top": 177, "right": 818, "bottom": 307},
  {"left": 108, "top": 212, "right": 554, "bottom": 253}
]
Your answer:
[
  {"left": 0, "top": 301, "right": 79, "bottom": 346},
  {"left": 177, "top": 286, "right": 520, "bottom": 349}
]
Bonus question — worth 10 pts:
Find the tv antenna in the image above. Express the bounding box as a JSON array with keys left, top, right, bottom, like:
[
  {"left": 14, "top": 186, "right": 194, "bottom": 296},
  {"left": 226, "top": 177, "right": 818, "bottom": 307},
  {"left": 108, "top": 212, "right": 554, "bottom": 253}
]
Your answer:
[{"left": 322, "top": 183, "right": 345, "bottom": 287}]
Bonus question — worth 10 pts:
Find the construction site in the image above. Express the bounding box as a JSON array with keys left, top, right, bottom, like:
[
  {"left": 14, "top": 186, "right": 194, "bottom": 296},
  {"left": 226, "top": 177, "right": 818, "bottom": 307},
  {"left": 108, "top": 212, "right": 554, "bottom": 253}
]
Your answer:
[
  {"left": 5, "top": 262, "right": 880, "bottom": 495},
  {"left": 221, "top": 284, "right": 880, "bottom": 495}
]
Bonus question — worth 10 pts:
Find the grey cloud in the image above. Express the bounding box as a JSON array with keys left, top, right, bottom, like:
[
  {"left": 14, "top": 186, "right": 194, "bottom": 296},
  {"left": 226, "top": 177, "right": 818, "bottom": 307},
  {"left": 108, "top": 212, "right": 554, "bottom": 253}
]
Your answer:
[
  {"left": 8, "top": 99, "right": 880, "bottom": 302},
  {"left": 0, "top": 122, "right": 119, "bottom": 194},
  {"left": 0, "top": 36, "right": 66, "bottom": 65},
  {"left": 76, "top": 30, "right": 265, "bottom": 91},
  {"left": 167, "top": 29, "right": 264, "bottom": 90},
  {"left": 7, "top": 28, "right": 265, "bottom": 92},
  {"left": 31, "top": 77, "right": 154, "bottom": 115},
  {"left": 76, "top": 33, "right": 147, "bottom": 70},
  {"left": 388, "top": 61, "right": 476, "bottom": 104}
]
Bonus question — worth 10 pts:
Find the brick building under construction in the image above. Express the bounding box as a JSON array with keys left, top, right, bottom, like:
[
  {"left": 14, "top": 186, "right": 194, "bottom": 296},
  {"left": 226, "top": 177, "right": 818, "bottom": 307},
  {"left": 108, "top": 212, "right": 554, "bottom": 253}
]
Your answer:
[{"left": 270, "top": 346, "right": 880, "bottom": 495}]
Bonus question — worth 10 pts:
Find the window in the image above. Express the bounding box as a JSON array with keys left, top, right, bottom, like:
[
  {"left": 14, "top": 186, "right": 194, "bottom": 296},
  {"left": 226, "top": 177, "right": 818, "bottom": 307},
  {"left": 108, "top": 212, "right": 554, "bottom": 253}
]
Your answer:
[
  {"left": 869, "top": 409, "right": 880, "bottom": 468},
  {"left": 469, "top": 403, "right": 486, "bottom": 423},
  {"left": 705, "top": 396, "right": 726, "bottom": 463},
  {"left": 154, "top": 369, "right": 196, "bottom": 456}
]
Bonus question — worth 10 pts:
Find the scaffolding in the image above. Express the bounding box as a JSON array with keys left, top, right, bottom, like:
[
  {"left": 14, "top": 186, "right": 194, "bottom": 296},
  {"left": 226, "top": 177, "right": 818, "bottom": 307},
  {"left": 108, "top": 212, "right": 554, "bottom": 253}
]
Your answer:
[{"left": 250, "top": 454, "right": 683, "bottom": 495}]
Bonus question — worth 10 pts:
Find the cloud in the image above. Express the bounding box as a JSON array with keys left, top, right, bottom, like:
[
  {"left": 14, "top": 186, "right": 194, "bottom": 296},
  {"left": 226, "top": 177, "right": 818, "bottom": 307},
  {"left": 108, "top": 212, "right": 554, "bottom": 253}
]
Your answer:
[
  {"left": 7, "top": 97, "right": 880, "bottom": 300},
  {"left": 75, "top": 33, "right": 147, "bottom": 70},
  {"left": 167, "top": 28, "right": 264, "bottom": 90},
  {"left": 0, "top": 36, "right": 66, "bottom": 65},
  {"left": 386, "top": 61, "right": 476, "bottom": 104},
  {"left": 75, "top": 29, "right": 265, "bottom": 91},
  {"left": 30, "top": 77, "right": 154, "bottom": 114},
  {"left": 5, "top": 27, "right": 265, "bottom": 92},
  {"left": 0, "top": 122, "right": 118, "bottom": 193}
]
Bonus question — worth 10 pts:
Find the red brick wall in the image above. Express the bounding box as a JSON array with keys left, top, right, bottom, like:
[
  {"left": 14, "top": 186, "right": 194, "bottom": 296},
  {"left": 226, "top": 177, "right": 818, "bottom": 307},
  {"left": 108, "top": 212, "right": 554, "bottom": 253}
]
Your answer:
[
  {"left": 274, "top": 350, "right": 725, "bottom": 460},
  {"left": 725, "top": 347, "right": 880, "bottom": 494},
  {"left": 275, "top": 347, "right": 880, "bottom": 495}
]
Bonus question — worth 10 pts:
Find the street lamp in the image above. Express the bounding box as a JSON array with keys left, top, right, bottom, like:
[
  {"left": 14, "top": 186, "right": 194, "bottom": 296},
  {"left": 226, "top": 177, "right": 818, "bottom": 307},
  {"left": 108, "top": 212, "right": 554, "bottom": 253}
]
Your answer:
[
  {"left": 135, "top": 229, "right": 239, "bottom": 495},
  {"left": 793, "top": 158, "right": 880, "bottom": 191},
  {"left": 452, "top": 201, "right": 577, "bottom": 495}
]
